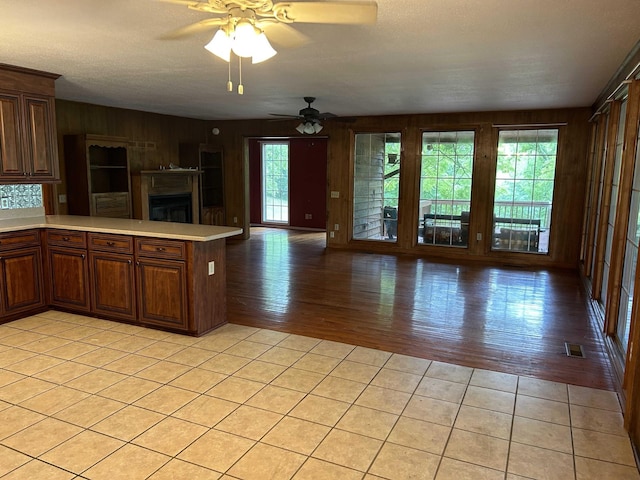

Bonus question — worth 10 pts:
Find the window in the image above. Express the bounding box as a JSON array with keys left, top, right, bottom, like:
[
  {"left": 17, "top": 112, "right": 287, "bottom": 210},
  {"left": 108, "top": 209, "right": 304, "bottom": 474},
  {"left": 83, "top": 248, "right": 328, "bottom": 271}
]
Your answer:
[
  {"left": 615, "top": 98, "right": 637, "bottom": 356},
  {"left": 493, "top": 129, "right": 558, "bottom": 254},
  {"left": 601, "top": 99, "right": 627, "bottom": 308},
  {"left": 261, "top": 142, "right": 289, "bottom": 224},
  {"left": 352, "top": 132, "right": 401, "bottom": 242},
  {"left": 419, "top": 131, "right": 474, "bottom": 247}
]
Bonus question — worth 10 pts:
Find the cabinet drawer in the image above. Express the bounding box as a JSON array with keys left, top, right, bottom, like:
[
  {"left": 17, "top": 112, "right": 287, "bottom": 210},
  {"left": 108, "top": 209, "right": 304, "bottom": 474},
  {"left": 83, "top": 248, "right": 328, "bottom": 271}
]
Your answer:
[
  {"left": 88, "top": 233, "right": 133, "bottom": 254},
  {"left": 136, "top": 238, "right": 186, "bottom": 260},
  {"left": 46, "top": 229, "right": 87, "bottom": 248},
  {"left": 0, "top": 229, "right": 40, "bottom": 250}
]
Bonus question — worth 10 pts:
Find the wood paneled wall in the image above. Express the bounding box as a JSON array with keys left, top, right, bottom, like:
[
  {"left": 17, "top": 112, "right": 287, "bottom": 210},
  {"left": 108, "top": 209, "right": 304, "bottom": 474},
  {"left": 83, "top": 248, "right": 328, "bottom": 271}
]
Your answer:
[
  {"left": 52, "top": 100, "right": 591, "bottom": 268},
  {"left": 53, "top": 100, "right": 212, "bottom": 215},
  {"left": 208, "top": 108, "right": 592, "bottom": 268}
]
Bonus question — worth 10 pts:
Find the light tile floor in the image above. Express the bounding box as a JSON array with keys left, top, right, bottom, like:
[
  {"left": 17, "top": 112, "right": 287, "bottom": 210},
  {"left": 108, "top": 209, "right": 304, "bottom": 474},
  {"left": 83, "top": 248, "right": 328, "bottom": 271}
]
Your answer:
[{"left": 0, "top": 310, "right": 637, "bottom": 480}]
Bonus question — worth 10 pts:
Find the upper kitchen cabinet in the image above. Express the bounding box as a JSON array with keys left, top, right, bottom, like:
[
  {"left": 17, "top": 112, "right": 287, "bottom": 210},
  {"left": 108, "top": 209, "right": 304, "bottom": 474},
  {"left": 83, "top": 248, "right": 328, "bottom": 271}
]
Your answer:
[
  {"left": 0, "top": 64, "right": 60, "bottom": 183},
  {"left": 64, "top": 134, "right": 132, "bottom": 218}
]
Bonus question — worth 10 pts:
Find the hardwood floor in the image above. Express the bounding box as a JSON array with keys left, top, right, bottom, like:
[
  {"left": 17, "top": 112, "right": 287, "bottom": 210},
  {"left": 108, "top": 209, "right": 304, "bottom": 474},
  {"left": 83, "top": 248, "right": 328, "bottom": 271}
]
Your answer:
[{"left": 226, "top": 228, "right": 615, "bottom": 391}]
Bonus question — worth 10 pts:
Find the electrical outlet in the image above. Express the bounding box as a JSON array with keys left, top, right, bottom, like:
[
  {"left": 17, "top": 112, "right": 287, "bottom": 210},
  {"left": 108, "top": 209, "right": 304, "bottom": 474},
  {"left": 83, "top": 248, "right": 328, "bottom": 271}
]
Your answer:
[
  {"left": 58, "top": 194, "right": 67, "bottom": 204},
  {"left": 233, "top": 216, "right": 238, "bottom": 224},
  {"left": 208, "top": 261, "right": 215, "bottom": 275},
  {"left": 329, "top": 231, "right": 335, "bottom": 238},
  {"left": 330, "top": 191, "right": 340, "bottom": 198},
  {"left": 334, "top": 224, "right": 339, "bottom": 231},
  {"left": 0, "top": 198, "right": 8, "bottom": 209},
  {"left": 476, "top": 233, "right": 482, "bottom": 241}
]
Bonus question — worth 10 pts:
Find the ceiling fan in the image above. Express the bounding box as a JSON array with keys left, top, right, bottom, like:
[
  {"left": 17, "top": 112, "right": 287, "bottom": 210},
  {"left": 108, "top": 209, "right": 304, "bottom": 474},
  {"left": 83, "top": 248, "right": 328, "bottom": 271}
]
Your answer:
[
  {"left": 159, "top": 0, "right": 378, "bottom": 53},
  {"left": 270, "top": 97, "right": 341, "bottom": 134},
  {"left": 159, "top": 1, "right": 377, "bottom": 93}
]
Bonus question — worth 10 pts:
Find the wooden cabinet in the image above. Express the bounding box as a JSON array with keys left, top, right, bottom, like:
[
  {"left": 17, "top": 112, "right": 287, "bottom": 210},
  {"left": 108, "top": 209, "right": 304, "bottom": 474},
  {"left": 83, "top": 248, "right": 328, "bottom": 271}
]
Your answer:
[
  {"left": 0, "top": 64, "right": 60, "bottom": 183},
  {"left": 134, "top": 236, "right": 227, "bottom": 335},
  {"left": 88, "top": 233, "right": 135, "bottom": 322},
  {"left": 179, "top": 143, "right": 225, "bottom": 225},
  {"left": 46, "top": 230, "right": 90, "bottom": 312},
  {"left": 0, "top": 222, "right": 230, "bottom": 336},
  {"left": 135, "top": 237, "right": 189, "bottom": 331},
  {"left": 64, "top": 135, "right": 131, "bottom": 218},
  {"left": 0, "top": 230, "right": 45, "bottom": 319}
]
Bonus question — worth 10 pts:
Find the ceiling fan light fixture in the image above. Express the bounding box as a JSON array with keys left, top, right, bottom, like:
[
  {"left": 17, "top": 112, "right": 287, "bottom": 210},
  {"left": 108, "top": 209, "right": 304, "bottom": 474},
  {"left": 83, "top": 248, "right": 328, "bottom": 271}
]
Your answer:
[
  {"left": 297, "top": 121, "right": 322, "bottom": 134},
  {"left": 232, "top": 20, "right": 259, "bottom": 58},
  {"left": 251, "top": 32, "right": 277, "bottom": 64},
  {"left": 204, "top": 29, "right": 231, "bottom": 62}
]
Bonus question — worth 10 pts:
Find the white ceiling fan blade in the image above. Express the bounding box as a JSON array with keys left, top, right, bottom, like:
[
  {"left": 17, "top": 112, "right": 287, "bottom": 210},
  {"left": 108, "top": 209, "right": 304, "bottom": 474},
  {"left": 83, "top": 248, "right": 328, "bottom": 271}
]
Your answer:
[
  {"left": 272, "top": 1, "right": 377, "bottom": 24},
  {"left": 159, "top": 17, "right": 226, "bottom": 39},
  {"left": 259, "top": 22, "right": 310, "bottom": 48}
]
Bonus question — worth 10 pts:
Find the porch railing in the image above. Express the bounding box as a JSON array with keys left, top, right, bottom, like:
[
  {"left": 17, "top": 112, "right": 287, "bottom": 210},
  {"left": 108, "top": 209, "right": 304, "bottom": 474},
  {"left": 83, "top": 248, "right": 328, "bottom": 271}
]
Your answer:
[{"left": 422, "top": 200, "right": 552, "bottom": 230}]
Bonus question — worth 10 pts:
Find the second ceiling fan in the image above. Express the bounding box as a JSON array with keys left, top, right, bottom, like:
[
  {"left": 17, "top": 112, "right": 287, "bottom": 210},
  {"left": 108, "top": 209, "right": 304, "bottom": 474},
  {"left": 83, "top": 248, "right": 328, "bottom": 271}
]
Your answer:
[{"left": 270, "top": 96, "right": 340, "bottom": 134}]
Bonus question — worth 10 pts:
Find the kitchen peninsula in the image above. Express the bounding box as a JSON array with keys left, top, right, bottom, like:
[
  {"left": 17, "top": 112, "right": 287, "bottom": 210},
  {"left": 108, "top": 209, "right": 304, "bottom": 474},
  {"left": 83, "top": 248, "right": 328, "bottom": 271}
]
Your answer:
[{"left": 0, "top": 213, "right": 242, "bottom": 336}]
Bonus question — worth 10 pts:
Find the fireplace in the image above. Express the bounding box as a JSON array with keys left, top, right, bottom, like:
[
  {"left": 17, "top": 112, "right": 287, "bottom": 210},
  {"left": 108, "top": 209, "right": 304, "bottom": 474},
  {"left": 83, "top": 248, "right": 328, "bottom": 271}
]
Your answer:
[
  {"left": 149, "top": 193, "right": 193, "bottom": 223},
  {"left": 131, "top": 170, "right": 201, "bottom": 223}
]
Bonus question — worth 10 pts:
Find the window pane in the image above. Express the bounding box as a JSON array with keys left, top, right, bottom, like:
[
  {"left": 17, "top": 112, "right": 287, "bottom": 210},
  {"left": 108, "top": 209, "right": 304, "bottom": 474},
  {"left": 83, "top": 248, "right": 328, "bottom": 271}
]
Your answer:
[
  {"left": 353, "top": 132, "right": 401, "bottom": 242},
  {"left": 419, "top": 131, "right": 475, "bottom": 247},
  {"left": 492, "top": 129, "right": 558, "bottom": 253}
]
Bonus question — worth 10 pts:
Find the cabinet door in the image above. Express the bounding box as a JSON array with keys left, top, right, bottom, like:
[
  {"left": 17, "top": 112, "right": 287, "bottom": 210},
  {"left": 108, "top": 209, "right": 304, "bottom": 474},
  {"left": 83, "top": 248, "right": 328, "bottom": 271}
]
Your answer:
[
  {"left": 136, "top": 257, "right": 189, "bottom": 330},
  {"left": 0, "top": 93, "right": 26, "bottom": 178},
  {"left": 48, "top": 247, "right": 90, "bottom": 312},
  {"left": 0, "top": 247, "right": 44, "bottom": 315},
  {"left": 89, "top": 251, "right": 136, "bottom": 321},
  {"left": 23, "top": 95, "right": 58, "bottom": 181}
]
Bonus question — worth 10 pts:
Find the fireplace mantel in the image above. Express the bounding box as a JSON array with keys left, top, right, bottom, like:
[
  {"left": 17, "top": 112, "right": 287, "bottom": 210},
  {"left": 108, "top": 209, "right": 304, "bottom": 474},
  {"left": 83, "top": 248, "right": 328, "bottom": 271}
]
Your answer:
[{"left": 131, "top": 169, "right": 201, "bottom": 223}]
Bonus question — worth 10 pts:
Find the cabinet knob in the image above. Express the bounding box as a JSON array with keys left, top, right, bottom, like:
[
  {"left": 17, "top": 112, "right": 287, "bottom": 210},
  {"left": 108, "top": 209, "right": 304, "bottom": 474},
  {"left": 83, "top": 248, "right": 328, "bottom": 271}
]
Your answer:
[
  {"left": 156, "top": 247, "right": 165, "bottom": 252},
  {"left": 107, "top": 241, "right": 115, "bottom": 246},
  {"left": 62, "top": 237, "right": 70, "bottom": 241},
  {"left": 127, "top": 259, "right": 132, "bottom": 265},
  {"left": 81, "top": 254, "right": 85, "bottom": 259},
  {"left": 136, "top": 261, "right": 140, "bottom": 266}
]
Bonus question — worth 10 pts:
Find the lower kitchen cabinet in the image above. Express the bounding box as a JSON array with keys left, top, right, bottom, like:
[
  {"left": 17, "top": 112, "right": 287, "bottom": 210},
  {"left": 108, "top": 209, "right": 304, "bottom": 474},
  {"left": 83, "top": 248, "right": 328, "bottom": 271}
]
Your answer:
[
  {"left": 88, "top": 233, "right": 135, "bottom": 322},
  {"left": 0, "top": 229, "right": 46, "bottom": 319},
  {"left": 90, "top": 251, "right": 136, "bottom": 322},
  {"left": 136, "top": 257, "right": 189, "bottom": 331},
  {"left": 0, "top": 225, "right": 231, "bottom": 336},
  {"left": 135, "top": 237, "right": 189, "bottom": 331},
  {"left": 46, "top": 230, "right": 90, "bottom": 312}
]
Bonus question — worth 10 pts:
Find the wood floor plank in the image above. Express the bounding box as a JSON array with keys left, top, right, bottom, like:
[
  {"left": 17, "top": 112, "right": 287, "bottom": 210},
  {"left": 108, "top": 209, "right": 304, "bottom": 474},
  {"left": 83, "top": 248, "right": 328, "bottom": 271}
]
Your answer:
[{"left": 226, "top": 228, "right": 615, "bottom": 391}]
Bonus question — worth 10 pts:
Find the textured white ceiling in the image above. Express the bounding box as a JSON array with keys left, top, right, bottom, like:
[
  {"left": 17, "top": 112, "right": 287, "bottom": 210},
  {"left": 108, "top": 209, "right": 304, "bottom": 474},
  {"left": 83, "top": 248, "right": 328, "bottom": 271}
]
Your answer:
[{"left": 1, "top": 0, "right": 639, "bottom": 120}]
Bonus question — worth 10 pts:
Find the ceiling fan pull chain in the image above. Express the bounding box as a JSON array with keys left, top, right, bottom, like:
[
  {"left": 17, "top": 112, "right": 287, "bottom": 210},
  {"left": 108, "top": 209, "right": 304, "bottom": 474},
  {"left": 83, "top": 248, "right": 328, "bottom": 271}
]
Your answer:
[
  {"left": 238, "top": 57, "right": 244, "bottom": 95},
  {"left": 227, "top": 58, "right": 233, "bottom": 92}
]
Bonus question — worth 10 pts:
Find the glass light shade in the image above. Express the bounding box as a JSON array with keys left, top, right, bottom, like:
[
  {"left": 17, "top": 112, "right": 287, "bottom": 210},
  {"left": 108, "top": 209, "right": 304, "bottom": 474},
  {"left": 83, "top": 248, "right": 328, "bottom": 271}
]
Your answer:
[
  {"left": 251, "top": 33, "right": 277, "bottom": 64},
  {"left": 296, "top": 121, "right": 322, "bottom": 134},
  {"left": 204, "top": 29, "right": 231, "bottom": 62},
  {"left": 232, "top": 21, "right": 259, "bottom": 58}
]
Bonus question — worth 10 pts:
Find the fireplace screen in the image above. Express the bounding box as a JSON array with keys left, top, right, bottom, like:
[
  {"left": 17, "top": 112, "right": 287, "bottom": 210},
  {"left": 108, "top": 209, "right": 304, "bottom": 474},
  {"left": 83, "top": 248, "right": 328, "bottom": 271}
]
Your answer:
[{"left": 149, "top": 193, "right": 192, "bottom": 223}]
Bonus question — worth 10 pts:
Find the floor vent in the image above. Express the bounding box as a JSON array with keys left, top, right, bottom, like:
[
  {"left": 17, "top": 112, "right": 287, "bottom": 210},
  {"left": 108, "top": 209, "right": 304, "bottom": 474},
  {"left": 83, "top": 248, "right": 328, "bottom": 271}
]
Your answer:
[{"left": 565, "top": 342, "right": 585, "bottom": 358}]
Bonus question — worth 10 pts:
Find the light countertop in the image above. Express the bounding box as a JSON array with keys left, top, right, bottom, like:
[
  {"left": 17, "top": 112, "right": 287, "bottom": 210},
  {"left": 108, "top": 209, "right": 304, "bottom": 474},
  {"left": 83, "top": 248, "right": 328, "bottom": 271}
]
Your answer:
[{"left": 0, "top": 215, "right": 243, "bottom": 242}]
